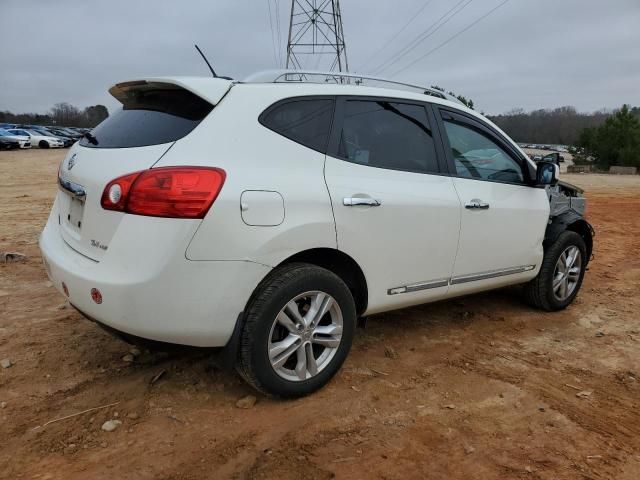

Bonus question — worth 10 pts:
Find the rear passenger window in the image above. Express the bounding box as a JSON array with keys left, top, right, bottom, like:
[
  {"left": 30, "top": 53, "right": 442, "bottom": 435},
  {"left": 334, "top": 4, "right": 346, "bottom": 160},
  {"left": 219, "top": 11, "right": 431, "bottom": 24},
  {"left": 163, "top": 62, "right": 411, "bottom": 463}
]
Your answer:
[
  {"left": 337, "top": 100, "right": 439, "bottom": 174},
  {"left": 261, "top": 99, "right": 334, "bottom": 153}
]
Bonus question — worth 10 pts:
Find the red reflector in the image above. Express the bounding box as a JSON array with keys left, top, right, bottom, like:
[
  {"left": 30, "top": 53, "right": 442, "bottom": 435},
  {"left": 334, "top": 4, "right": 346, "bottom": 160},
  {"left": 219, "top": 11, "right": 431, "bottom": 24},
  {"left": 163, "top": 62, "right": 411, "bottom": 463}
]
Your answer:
[
  {"left": 101, "top": 167, "right": 226, "bottom": 219},
  {"left": 91, "top": 288, "right": 103, "bottom": 304}
]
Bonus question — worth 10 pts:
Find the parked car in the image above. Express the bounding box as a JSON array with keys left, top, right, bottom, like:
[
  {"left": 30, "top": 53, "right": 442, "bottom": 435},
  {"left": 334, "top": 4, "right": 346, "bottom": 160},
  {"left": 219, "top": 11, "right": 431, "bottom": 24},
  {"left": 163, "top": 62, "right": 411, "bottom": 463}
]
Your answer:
[
  {"left": 0, "top": 137, "right": 20, "bottom": 150},
  {"left": 6, "top": 128, "right": 64, "bottom": 148},
  {"left": 39, "top": 128, "right": 76, "bottom": 147},
  {"left": 0, "top": 128, "right": 31, "bottom": 148},
  {"left": 53, "top": 127, "right": 83, "bottom": 140},
  {"left": 24, "top": 126, "right": 74, "bottom": 147},
  {"left": 40, "top": 71, "right": 594, "bottom": 397},
  {"left": 543, "top": 152, "right": 565, "bottom": 164}
]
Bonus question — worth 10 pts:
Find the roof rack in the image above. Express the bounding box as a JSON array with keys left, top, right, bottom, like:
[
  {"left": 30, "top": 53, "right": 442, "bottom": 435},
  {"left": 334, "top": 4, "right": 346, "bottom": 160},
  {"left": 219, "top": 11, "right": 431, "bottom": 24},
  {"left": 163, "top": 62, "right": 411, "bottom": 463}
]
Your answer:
[{"left": 243, "top": 70, "right": 464, "bottom": 105}]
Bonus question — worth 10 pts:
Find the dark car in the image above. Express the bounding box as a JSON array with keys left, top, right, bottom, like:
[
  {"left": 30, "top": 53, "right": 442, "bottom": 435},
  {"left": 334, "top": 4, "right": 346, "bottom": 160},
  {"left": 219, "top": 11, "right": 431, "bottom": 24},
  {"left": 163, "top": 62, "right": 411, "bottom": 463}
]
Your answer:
[
  {"left": 543, "top": 152, "right": 565, "bottom": 164},
  {"left": 47, "top": 126, "right": 83, "bottom": 139},
  {"left": 46, "top": 128, "right": 80, "bottom": 146}
]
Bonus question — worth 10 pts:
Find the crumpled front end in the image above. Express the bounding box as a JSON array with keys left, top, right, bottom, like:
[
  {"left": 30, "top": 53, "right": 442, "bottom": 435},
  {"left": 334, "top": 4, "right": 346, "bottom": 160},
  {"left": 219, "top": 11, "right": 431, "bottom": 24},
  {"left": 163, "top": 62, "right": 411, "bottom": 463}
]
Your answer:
[{"left": 547, "top": 180, "right": 586, "bottom": 217}]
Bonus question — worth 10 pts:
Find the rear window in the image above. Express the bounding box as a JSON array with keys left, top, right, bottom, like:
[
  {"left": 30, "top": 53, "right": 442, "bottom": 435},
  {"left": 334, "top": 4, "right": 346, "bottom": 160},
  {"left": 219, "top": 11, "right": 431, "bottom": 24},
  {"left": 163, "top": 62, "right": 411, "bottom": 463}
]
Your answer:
[
  {"left": 260, "top": 98, "right": 334, "bottom": 153},
  {"left": 80, "top": 83, "right": 213, "bottom": 149}
]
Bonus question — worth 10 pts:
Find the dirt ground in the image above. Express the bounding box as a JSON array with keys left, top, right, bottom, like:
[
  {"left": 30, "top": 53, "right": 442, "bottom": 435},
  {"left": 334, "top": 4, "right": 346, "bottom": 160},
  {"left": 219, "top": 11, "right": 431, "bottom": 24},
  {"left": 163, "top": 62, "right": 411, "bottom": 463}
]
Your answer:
[{"left": 1, "top": 149, "right": 639, "bottom": 480}]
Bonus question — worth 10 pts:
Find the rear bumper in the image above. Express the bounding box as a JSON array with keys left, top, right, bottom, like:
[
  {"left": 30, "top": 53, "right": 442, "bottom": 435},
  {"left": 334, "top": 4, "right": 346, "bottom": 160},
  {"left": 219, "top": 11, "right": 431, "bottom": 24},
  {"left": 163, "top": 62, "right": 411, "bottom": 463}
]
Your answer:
[{"left": 39, "top": 210, "right": 271, "bottom": 347}]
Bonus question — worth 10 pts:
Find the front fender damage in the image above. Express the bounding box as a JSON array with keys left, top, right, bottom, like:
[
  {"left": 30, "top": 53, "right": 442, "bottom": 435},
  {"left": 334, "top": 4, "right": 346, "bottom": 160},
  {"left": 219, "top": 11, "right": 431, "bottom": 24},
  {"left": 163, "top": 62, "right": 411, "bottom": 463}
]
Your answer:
[{"left": 545, "top": 181, "right": 595, "bottom": 263}]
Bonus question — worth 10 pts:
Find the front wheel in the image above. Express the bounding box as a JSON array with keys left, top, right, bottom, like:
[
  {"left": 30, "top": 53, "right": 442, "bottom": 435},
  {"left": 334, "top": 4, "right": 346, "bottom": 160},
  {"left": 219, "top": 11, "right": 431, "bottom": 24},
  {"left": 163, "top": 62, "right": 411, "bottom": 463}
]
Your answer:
[
  {"left": 523, "top": 231, "right": 587, "bottom": 311},
  {"left": 39, "top": 140, "right": 50, "bottom": 149},
  {"left": 237, "top": 263, "right": 356, "bottom": 397}
]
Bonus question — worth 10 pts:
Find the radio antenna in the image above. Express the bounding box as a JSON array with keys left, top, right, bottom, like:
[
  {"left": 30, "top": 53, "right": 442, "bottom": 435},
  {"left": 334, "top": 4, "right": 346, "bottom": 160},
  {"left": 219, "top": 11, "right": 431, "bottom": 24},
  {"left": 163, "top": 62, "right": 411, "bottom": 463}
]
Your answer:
[{"left": 194, "top": 44, "right": 217, "bottom": 78}]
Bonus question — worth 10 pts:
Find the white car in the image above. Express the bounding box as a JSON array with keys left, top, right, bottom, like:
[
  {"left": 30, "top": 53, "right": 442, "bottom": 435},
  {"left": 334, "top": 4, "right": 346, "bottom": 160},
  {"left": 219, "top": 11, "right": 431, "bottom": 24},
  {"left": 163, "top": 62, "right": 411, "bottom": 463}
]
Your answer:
[
  {"left": 40, "top": 71, "right": 594, "bottom": 397},
  {"left": 0, "top": 128, "right": 31, "bottom": 148},
  {"left": 7, "top": 128, "right": 64, "bottom": 148}
]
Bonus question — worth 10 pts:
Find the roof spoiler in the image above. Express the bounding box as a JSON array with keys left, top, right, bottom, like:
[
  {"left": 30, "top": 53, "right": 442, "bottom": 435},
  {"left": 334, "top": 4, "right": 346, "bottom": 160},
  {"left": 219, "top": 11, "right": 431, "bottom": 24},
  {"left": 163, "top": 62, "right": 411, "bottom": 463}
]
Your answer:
[{"left": 109, "top": 77, "right": 234, "bottom": 107}]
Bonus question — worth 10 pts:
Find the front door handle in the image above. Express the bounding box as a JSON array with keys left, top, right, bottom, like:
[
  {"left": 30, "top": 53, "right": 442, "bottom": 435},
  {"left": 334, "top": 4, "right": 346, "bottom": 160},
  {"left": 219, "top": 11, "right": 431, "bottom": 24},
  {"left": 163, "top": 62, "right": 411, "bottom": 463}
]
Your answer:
[
  {"left": 465, "top": 199, "right": 490, "bottom": 210},
  {"left": 343, "top": 197, "right": 381, "bottom": 207}
]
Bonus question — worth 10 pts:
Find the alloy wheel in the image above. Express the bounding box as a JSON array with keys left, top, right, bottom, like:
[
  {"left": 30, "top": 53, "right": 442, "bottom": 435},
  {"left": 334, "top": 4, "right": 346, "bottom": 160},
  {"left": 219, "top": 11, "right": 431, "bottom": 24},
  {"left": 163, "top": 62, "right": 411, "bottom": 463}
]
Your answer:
[
  {"left": 268, "top": 291, "right": 343, "bottom": 382},
  {"left": 552, "top": 245, "right": 582, "bottom": 301}
]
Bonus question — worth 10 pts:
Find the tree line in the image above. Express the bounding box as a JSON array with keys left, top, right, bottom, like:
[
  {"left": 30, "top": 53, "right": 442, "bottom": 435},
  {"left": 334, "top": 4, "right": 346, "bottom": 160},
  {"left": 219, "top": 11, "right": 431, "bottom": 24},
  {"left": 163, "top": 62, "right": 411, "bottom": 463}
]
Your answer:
[
  {"left": 0, "top": 102, "right": 109, "bottom": 128},
  {"left": 486, "top": 106, "right": 619, "bottom": 146}
]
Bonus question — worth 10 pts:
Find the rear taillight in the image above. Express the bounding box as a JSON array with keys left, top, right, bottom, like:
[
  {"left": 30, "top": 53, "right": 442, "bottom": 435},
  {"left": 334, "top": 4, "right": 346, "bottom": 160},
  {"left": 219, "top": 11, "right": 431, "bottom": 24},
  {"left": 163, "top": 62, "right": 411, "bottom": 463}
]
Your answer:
[
  {"left": 101, "top": 167, "right": 226, "bottom": 219},
  {"left": 101, "top": 171, "right": 139, "bottom": 212}
]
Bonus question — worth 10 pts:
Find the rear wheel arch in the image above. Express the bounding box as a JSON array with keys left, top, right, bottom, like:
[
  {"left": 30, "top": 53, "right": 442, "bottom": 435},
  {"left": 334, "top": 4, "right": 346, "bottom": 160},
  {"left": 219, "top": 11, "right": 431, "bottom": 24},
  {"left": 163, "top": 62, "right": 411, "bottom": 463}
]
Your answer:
[
  {"left": 222, "top": 249, "right": 367, "bottom": 369},
  {"left": 277, "top": 248, "right": 368, "bottom": 316}
]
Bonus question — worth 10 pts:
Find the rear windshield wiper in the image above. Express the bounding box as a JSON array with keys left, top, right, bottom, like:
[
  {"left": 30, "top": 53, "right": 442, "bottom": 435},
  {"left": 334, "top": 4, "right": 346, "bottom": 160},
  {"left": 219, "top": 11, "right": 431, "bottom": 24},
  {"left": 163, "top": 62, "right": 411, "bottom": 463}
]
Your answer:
[{"left": 83, "top": 132, "right": 98, "bottom": 145}]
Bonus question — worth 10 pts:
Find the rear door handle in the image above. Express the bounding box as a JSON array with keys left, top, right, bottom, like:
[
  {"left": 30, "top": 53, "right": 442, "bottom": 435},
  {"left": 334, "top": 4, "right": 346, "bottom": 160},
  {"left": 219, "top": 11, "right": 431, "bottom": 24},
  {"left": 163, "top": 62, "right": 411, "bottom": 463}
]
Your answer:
[
  {"left": 343, "top": 197, "right": 381, "bottom": 207},
  {"left": 465, "top": 199, "right": 490, "bottom": 210}
]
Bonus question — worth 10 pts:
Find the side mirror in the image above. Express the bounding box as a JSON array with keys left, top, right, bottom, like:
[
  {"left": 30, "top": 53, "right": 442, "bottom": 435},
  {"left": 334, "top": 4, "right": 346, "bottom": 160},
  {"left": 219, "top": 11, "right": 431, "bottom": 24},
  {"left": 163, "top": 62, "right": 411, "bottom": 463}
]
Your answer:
[{"left": 536, "top": 161, "right": 558, "bottom": 186}]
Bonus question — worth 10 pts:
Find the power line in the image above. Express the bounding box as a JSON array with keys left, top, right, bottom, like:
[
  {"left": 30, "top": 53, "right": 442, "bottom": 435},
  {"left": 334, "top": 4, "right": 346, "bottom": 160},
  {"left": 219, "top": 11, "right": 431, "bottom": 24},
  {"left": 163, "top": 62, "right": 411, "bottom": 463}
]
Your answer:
[
  {"left": 391, "top": 0, "right": 514, "bottom": 77},
  {"left": 358, "top": 0, "right": 435, "bottom": 71},
  {"left": 370, "top": 0, "right": 473, "bottom": 75},
  {"left": 267, "top": 0, "right": 279, "bottom": 67},
  {"left": 373, "top": 0, "right": 475, "bottom": 75}
]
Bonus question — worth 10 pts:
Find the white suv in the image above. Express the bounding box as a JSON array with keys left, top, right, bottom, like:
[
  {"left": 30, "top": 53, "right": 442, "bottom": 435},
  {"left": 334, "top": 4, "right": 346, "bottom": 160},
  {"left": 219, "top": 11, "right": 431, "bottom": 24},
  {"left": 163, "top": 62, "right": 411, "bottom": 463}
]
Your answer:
[{"left": 40, "top": 71, "right": 594, "bottom": 397}]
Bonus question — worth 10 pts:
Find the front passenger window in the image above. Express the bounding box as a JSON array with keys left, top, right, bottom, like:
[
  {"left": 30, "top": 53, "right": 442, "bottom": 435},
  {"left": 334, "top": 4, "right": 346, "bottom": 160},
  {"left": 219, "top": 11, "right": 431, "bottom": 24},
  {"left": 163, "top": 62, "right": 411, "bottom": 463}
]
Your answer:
[{"left": 443, "top": 120, "right": 524, "bottom": 184}]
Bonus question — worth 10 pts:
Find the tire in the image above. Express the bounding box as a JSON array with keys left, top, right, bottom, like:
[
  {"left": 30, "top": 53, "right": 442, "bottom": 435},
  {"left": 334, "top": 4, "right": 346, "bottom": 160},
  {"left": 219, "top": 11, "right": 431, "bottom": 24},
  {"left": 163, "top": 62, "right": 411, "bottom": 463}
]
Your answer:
[
  {"left": 523, "top": 231, "right": 587, "bottom": 311},
  {"left": 237, "top": 263, "right": 356, "bottom": 398},
  {"left": 39, "top": 140, "right": 50, "bottom": 149}
]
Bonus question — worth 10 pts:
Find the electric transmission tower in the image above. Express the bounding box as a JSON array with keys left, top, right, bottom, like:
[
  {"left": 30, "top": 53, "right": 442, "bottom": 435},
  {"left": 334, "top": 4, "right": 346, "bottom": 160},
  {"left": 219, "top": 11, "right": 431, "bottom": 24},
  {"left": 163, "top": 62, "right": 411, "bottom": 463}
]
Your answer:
[{"left": 285, "top": 0, "right": 349, "bottom": 72}]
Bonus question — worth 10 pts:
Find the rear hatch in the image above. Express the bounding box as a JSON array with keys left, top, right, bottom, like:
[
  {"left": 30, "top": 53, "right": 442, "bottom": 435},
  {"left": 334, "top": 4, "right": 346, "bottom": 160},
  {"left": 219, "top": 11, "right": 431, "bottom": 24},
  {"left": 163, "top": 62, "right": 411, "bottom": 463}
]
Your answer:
[{"left": 56, "top": 77, "right": 232, "bottom": 261}]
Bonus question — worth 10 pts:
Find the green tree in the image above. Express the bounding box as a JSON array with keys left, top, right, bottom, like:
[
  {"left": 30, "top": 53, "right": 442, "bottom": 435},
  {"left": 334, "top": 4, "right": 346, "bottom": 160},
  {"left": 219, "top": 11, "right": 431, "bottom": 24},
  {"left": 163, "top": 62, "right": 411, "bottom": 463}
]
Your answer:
[
  {"left": 576, "top": 105, "right": 640, "bottom": 169},
  {"left": 82, "top": 105, "right": 109, "bottom": 127},
  {"left": 430, "top": 85, "right": 474, "bottom": 110}
]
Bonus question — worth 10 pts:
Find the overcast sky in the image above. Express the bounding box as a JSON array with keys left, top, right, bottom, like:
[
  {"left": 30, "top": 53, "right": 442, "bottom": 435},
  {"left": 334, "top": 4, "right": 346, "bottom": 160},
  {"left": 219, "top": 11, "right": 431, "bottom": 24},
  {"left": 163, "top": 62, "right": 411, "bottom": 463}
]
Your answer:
[{"left": 1, "top": 0, "right": 638, "bottom": 115}]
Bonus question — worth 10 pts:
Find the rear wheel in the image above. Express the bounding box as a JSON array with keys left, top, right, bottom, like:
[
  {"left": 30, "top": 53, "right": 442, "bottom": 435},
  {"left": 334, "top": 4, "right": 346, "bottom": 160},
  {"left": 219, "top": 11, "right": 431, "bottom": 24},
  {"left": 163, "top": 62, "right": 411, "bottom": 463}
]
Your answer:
[
  {"left": 237, "top": 263, "right": 356, "bottom": 397},
  {"left": 523, "top": 231, "right": 587, "bottom": 311},
  {"left": 39, "top": 140, "right": 50, "bottom": 149}
]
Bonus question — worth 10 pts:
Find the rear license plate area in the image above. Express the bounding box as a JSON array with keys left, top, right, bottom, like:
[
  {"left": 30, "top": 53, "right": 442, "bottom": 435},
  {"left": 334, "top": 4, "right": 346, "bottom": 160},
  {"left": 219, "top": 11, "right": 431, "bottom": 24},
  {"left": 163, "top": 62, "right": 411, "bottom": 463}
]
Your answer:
[{"left": 66, "top": 196, "right": 85, "bottom": 232}]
